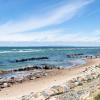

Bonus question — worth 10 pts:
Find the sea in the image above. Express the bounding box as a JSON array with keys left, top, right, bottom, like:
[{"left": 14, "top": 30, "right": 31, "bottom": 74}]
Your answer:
[{"left": 0, "top": 47, "right": 100, "bottom": 71}]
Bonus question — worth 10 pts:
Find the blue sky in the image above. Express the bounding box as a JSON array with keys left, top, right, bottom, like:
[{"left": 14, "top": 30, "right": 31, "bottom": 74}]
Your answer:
[{"left": 0, "top": 0, "right": 100, "bottom": 46}]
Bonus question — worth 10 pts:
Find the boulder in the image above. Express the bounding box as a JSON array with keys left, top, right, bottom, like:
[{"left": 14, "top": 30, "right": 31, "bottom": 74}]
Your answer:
[
  {"left": 74, "top": 81, "right": 83, "bottom": 86},
  {"left": 68, "top": 78, "right": 77, "bottom": 84},
  {"left": 16, "top": 78, "right": 24, "bottom": 83},
  {"left": 0, "top": 80, "right": 3, "bottom": 85},
  {"left": 8, "top": 77, "right": 16, "bottom": 84},
  {"left": 67, "top": 81, "right": 76, "bottom": 89},
  {"left": 33, "top": 92, "right": 48, "bottom": 100},
  {"left": 49, "top": 85, "right": 68, "bottom": 95},
  {"left": 49, "top": 96, "right": 57, "bottom": 100},
  {"left": 77, "top": 76, "right": 86, "bottom": 82},
  {"left": 1, "top": 83, "right": 8, "bottom": 88},
  {"left": 44, "top": 89, "right": 55, "bottom": 96},
  {"left": 30, "top": 76, "right": 36, "bottom": 80},
  {"left": 21, "top": 95, "right": 31, "bottom": 100}
]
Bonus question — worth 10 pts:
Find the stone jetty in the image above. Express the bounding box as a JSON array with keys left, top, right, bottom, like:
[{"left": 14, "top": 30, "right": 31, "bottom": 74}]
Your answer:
[
  {"left": 11, "top": 57, "right": 49, "bottom": 63},
  {"left": 66, "top": 53, "right": 84, "bottom": 58},
  {"left": 12, "top": 64, "right": 60, "bottom": 72},
  {"left": 66, "top": 53, "right": 100, "bottom": 59}
]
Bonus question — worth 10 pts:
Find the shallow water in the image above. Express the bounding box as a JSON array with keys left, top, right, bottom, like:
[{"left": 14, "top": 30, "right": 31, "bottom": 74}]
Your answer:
[{"left": 0, "top": 47, "right": 100, "bottom": 70}]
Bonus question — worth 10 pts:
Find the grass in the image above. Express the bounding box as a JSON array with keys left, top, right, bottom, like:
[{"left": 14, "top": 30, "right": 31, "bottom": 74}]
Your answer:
[{"left": 94, "top": 94, "right": 100, "bottom": 100}]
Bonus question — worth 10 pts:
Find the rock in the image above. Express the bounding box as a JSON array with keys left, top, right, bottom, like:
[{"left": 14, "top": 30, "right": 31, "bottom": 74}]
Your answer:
[
  {"left": 91, "top": 73, "right": 98, "bottom": 79},
  {"left": 77, "top": 76, "right": 85, "bottom": 82},
  {"left": 21, "top": 95, "right": 31, "bottom": 100},
  {"left": 9, "top": 77, "right": 16, "bottom": 84},
  {"left": 3, "top": 83, "right": 8, "bottom": 87},
  {"left": 67, "top": 81, "right": 76, "bottom": 89},
  {"left": 1, "top": 83, "right": 8, "bottom": 88},
  {"left": 30, "top": 76, "right": 36, "bottom": 80},
  {"left": 43, "top": 73, "right": 47, "bottom": 76},
  {"left": 66, "top": 53, "right": 84, "bottom": 58},
  {"left": 36, "top": 95, "right": 47, "bottom": 100},
  {"left": 83, "top": 75, "right": 91, "bottom": 82},
  {"left": 74, "top": 81, "right": 83, "bottom": 86},
  {"left": 44, "top": 89, "right": 55, "bottom": 96},
  {"left": 0, "top": 79, "right": 4, "bottom": 85},
  {"left": 74, "top": 81, "right": 80, "bottom": 86},
  {"left": 33, "top": 92, "right": 48, "bottom": 100},
  {"left": 35, "top": 73, "right": 42, "bottom": 78},
  {"left": 68, "top": 78, "right": 77, "bottom": 84},
  {"left": 49, "top": 85, "right": 68, "bottom": 95},
  {"left": 97, "top": 73, "right": 100, "bottom": 77},
  {"left": 80, "top": 91, "right": 90, "bottom": 100},
  {"left": 16, "top": 78, "right": 24, "bottom": 83},
  {"left": 33, "top": 92, "right": 42, "bottom": 98},
  {"left": 7, "top": 83, "right": 11, "bottom": 87},
  {"left": 49, "top": 96, "right": 57, "bottom": 100},
  {"left": 26, "top": 75, "right": 32, "bottom": 80},
  {"left": 14, "top": 57, "right": 49, "bottom": 63}
]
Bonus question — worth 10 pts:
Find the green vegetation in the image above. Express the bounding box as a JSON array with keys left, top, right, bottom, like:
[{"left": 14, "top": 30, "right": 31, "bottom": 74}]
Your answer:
[{"left": 94, "top": 94, "right": 100, "bottom": 100}]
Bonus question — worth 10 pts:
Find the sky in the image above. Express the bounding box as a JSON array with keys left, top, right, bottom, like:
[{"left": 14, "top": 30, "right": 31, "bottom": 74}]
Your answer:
[{"left": 0, "top": 0, "right": 100, "bottom": 46}]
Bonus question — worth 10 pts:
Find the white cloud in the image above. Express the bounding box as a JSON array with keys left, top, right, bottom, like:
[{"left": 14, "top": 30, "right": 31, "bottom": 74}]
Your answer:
[
  {"left": 0, "top": 29, "right": 99, "bottom": 44},
  {"left": 0, "top": 0, "right": 94, "bottom": 35}
]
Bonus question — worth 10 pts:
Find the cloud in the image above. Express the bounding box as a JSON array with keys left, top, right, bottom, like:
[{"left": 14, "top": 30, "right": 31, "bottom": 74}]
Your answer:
[
  {"left": 0, "top": 29, "right": 99, "bottom": 44},
  {"left": 0, "top": 27, "right": 100, "bottom": 46},
  {"left": 0, "top": 29, "right": 62, "bottom": 42},
  {"left": 0, "top": 0, "right": 94, "bottom": 34},
  {"left": 95, "top": 29, "right": 100, "bottom": 34}
]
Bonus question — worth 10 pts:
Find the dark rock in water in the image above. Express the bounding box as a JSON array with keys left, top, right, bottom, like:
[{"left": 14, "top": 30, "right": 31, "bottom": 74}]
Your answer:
[
  {"left": 66, "top": 53, "right": 84, "bottom": 58},
  {"left": 13, "top": 69, "right": 18, "bottom": 72},
  {"left": 42, "top": 64, "right": 60, "bottom": 69},
  {"left": 13, "top": 66, "right": 42, "bottom": 72},
  {"left": 32, "top": 66, "right": 42, "bottom": 69},
  {"left": 8, "top": 64, "right": 60, "bottom": 75},
  {"left": 43, "top": 65, "right": 54, "bottom": 69},
  {"left": 12, "top": 57, "right": 49, "bottom": 63},
  {"left": 12, "top": 64, "right": 59, "bottom": 72}
]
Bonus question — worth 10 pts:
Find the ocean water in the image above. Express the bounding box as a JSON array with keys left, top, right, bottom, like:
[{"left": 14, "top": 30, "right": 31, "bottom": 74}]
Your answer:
[{"left": 0, "top": 47, "right": 100, "bottom": 70}]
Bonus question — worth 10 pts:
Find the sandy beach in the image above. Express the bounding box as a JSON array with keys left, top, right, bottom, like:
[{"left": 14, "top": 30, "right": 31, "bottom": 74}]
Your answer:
[{"left": 0, "top": 58, "right": 100, "bottom": 100}]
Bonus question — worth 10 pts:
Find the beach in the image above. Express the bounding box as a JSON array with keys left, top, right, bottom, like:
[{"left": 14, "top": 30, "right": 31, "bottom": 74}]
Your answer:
[
  {"left": 0, "top": 0, "right": 99, "bottom": 99},
  {"left": 0, "top": 58, "right": 100, "bottom": 100}
]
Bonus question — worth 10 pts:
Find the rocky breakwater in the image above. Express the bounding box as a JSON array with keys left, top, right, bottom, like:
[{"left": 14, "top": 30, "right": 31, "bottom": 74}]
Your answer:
[
  {"left": 12, "top": 57, "right": 49, "bottom": 63},
  {"left": 21, "top": 64, "right": 100, "bottom": 100},
  {"left": 66, "top": 53, "right": 84, "bottom": 58},
  {"left": 13, "top": 64, "right": 61, "bottom": 72}
]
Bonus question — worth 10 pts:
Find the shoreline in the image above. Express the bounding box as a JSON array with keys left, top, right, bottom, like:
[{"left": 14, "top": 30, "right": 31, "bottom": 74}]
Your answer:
[
  {"left": 0, "top": 58, "right": 100, "bottom": 100},
  {"left": 0, "top": 58, "right": 85, "bottom": 78}
]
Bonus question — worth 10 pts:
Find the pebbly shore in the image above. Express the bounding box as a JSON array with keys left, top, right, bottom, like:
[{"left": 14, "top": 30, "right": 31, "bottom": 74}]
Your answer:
[
  {"left": 0, "top": 70, "right": 47, "bottom": 91},
  {"left": 21, "top": 64, "right": 100, "bottom": 100},
  {"left": 0, "top": 64, "right": 62, "bottom": 91}
]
